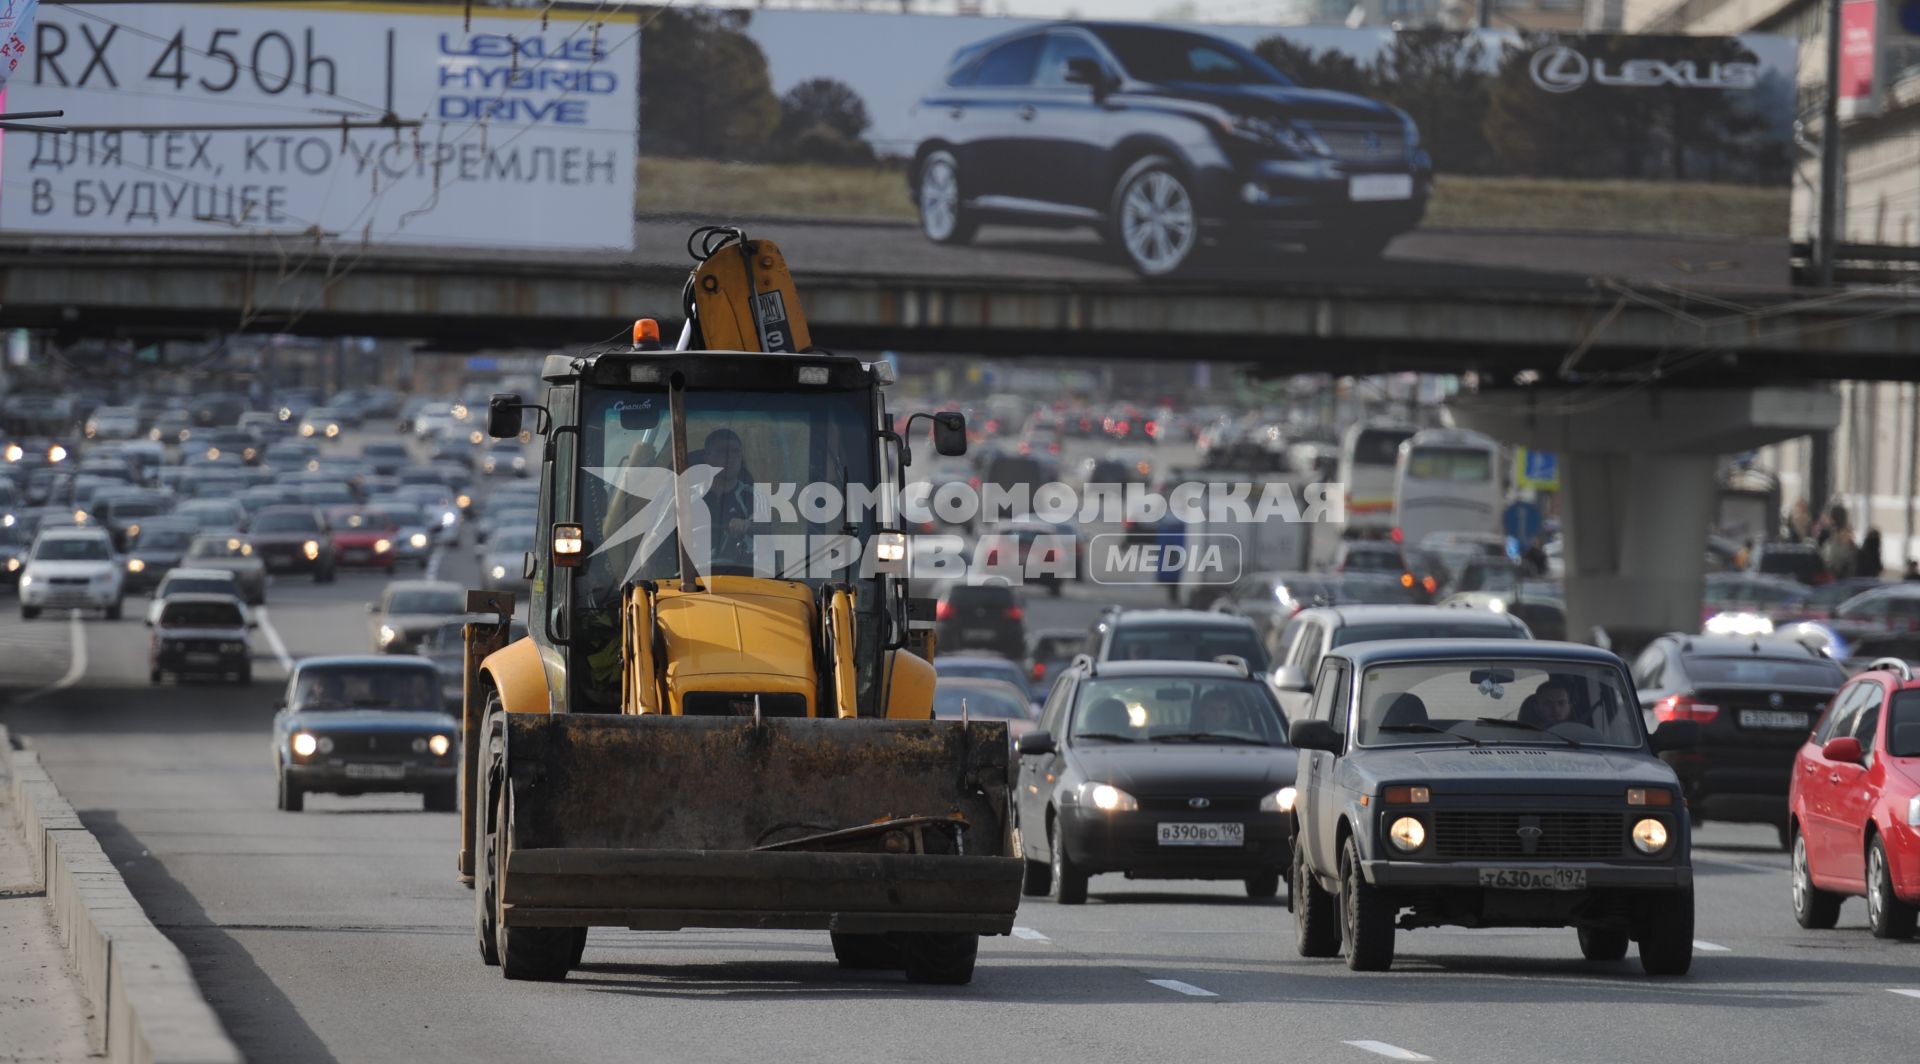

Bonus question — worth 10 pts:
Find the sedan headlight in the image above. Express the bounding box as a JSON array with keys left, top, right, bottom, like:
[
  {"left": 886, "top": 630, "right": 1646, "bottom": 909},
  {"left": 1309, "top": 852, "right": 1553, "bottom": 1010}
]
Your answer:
[
  {"left": 1080, "top": 782, "right": 1138, "bottom": 813},
  {"left": 127, "top": 558, "right": 146, "bottom": 573},
  {"left": 302, "top": 540, "right": 320, "bottom": 560},
  {"left": 1388, "top": 816, "right": 1426, "bottom": 852},
  {"left": 1632, "top": 817, "right": 1670, "bottom": 854},
  {"left": 374, "top": 538, "right": 392, "bottom": 553},
  {"left": 456, "top": 494, "right": 472, "bottom": 510},
  {"left": 378, "top": 624, "right": 398, "bottom": 646},
  {"left": 1260, "top": 786, "right": 1297, "bottom": 814},
  {"left": 490, "top": 565, "right": 507, "bottom": 580},
  {"left": 440, "top": 511, "right": 456, "bottom": 527},
  {"left": 429, "top": 734, "right": 451, "bottom": 757},
  {"left": 292, "top": 732, "right": 318, "bottom": 757},
  {"left": 409, "top": 532, "right": 428, "bottom": 549},
  {"left": 5, "top": 558, "right": 18, "bottom": 572},
  {"left": 18, "top": 573, "right": 31, "bottom": 588}
]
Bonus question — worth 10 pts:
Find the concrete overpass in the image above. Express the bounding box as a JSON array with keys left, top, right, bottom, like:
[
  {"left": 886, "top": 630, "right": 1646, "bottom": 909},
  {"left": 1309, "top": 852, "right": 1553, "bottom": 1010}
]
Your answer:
[{"left": 4, "top": 233, "right": 1920, "bottom": 381}]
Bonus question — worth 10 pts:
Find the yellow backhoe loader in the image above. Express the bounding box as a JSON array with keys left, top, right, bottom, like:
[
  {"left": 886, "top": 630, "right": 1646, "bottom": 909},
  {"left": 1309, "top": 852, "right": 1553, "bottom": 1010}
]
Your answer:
[{"left": 456, "top": 226, "right": 1019, "bottom": 984}]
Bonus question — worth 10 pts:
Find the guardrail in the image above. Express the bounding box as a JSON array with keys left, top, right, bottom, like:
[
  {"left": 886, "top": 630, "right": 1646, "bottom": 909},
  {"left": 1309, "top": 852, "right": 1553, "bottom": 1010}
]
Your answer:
[{"left": 2, "top": 725, "right": 243, "bottom": 1064}]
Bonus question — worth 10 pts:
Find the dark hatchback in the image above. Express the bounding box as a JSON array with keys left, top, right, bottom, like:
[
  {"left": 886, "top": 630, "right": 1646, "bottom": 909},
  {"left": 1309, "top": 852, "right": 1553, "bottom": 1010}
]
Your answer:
[
  {"left": 1630, "top": 634, "right": 1848, "bottom": 846},
  {"left": 248, "top": 506, "right": 338, "bottom": 582},
  {"left": 908, "top": 21, "right": 1429, "bottom": 276},
  {"left": 1013, "top": 660, "right": 1296, "bottom": 903},
  {"left": 1289, "top": 640, "right": 1697, "bottom": 975},
  {"left": 934, "top": 583, "right": 1027, "bottom": 660},
  {"left": 149, "top": 593, "right": 253, "bottom": 685}
]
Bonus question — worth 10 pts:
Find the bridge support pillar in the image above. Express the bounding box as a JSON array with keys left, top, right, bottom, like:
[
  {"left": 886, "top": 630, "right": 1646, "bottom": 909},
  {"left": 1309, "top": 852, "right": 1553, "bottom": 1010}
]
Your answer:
[{"left": 1451, "top": 387, "right": 1841, "bottom": 655}]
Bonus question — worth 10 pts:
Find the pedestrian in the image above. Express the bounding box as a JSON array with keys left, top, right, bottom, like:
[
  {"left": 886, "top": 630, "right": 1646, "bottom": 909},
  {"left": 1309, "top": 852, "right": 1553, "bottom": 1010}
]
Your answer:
[
  {"left": 1857, "top": 529, "right": 1884, "bottom": 579},
  {"left": 1821, "top": 524, "right": 1856, "bottom": 579},
  {"left": 1733, "top": 539, "right": 1753, "bottom": 570},
  {"left": 1523, "top": 532, "right": 1547, "bottom": 576},
  {"left": 1787, "top": 500, "right": 1812, "bottom": 543}
]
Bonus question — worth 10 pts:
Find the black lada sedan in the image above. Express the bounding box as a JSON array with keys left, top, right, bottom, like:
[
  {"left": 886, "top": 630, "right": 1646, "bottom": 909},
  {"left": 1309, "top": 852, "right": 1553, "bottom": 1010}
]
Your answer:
[
  {"left": 1288, "top": 640, "right": 1699, "bottom": 975},
  {"left": 1013, "top": 658, "right": 1296, "bottom": 903},
  {"left": 907, "top": 21, "right": 1430, "bottom": 277}
]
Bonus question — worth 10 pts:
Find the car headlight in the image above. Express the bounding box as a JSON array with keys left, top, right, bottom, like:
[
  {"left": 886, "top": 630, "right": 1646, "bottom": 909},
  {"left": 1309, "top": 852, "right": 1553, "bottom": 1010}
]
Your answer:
[
  {"left": 1081, "top": 782, "right": 1138, "bottom": 813},
  {"left": 483, "top": 460, "right": 496, "bottom": 473},
  {"left": 18, "top": 574, "right": 31, "bottom": 587},
  {"left": 1632, "top": 817, "right": 1670, "bottom": 854},
  {"left": 324, "top": 425, "right": 339, "bottom": 438},
  {"left": 278, "top": 408, "right": 292, "bottom": 421},
  {"left": 374, "top": 538, "right": 392, "bottom": 553},
  {"left": 410, "top": 532, "right": 428, "bottom": 549},
  {"left": 292, "top": 732, "right": 318, "bottom": 757},
  {"left": 1226, "top": 113, "right": 1329, "bottom": 157},
  {"left": 429, "top": 734, "right": 451, "bottom": 757},
  {"left": 3, "top": 443, "right": 22, "bottom": 462},
  {"left": 303, "top": 540, "right": 321, "bottom": 560},
  {"left": 1388, "top": 816, "right": 1426, "bottom": 852},
  {"left": 511, "top": 457, "right": 525, "bottom": 470},
  {"left": 6, "top": 558, "right": 18, "bottom": 572},
  {"left": 1259, "top": 786, "right": 1297, "bottom": 814},
  {"left": 301, "top": 425, "right": 314, "bottom": 437},
  {"left": 469, "top": 430, "right": 484, "bottom": 445},
  {"left": 378, "top": 624, "right": 397, "bottom": 646},
  {"left": 456, "top": 494, "right": 472, "bottom": 509},
  {"left": 47, "top": 445, "right": 67, "bottom": 463},
  {"left": 490, "top": 565, "right": 507, "bottom": 580},
  {"left": 127, "top": 558, "right": 145, "bottom": 573},
  {"left": 440, "top": 511, "right": 456, "bottom": 527}
]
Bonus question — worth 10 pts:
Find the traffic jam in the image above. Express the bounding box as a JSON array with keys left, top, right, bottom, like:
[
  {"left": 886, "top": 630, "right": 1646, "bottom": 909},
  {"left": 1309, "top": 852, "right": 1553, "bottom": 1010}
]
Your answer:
[{"left": 3, "top": 369, "right": 1915, "bottom": 986}]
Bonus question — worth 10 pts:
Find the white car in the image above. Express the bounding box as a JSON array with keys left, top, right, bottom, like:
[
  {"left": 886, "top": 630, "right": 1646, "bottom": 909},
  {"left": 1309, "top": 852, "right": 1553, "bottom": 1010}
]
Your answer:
[
  {"left": 21, "top": 527, "right": 125, "bottom": 619},
  {"left": 145, "top": 568, "right": 249, "bottom": 627}
]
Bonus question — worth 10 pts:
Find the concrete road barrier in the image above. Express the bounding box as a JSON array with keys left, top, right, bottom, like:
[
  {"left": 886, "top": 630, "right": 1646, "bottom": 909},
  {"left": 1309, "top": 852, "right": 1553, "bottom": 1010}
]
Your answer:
[{"left": 2, "top": 725, "right": 243, "bottom": 1064}]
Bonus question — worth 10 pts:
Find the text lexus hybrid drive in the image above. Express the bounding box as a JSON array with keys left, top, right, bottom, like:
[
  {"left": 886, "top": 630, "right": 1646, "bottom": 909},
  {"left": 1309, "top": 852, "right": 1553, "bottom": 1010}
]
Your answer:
[{"left": 908, "top": 22, "right": 1432, "bottom": 277}]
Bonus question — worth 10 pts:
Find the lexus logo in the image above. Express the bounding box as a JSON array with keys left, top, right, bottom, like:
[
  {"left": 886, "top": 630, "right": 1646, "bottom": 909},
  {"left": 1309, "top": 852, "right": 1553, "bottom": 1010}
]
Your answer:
[
  {"left": 1529, "top": 46, "right": 1590, "bottom": 93},
  {"left": 1529, "top": 44, "right": 1759, "bottom": 94},
  {"left": 1188, "top": 797, "right": 1210, "bottom": 810}
]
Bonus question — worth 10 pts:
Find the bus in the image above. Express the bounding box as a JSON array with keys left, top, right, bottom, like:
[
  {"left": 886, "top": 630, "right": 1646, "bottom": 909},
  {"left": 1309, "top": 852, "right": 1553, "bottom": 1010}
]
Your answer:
[
  {"left": 1393, "top": 428, "right": 1503, "bottom": 550},
  {"left": 1312, "top": 421, "right": 1415, "bottom": 567}
]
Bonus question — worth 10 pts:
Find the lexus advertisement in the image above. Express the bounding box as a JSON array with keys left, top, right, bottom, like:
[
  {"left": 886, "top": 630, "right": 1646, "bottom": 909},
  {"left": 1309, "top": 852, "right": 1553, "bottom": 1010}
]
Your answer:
[{"left": 639, "top": 11, "right": 1795, "bottom": 289}]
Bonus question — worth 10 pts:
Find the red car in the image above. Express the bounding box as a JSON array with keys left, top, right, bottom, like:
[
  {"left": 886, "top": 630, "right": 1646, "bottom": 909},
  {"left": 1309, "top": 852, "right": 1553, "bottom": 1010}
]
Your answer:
[
  {"left": 1788, "top": 658, "right": 1920, "bottom": 939},
  {"left": 326, "top": 507, "right": 400, "bottom": 572}
]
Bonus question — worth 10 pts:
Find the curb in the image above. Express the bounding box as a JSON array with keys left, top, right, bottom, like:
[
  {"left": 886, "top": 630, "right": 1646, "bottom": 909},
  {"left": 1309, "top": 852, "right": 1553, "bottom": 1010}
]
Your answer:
[{"left": 1, "top": 725, "right": 244, "bottom": 1064}]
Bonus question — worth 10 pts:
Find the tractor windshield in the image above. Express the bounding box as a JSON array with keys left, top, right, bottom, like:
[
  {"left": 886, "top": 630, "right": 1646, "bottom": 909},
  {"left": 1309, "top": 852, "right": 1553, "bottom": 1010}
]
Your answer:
[{"left": 575, "top": 384, "right": 879, "bottom": 607}]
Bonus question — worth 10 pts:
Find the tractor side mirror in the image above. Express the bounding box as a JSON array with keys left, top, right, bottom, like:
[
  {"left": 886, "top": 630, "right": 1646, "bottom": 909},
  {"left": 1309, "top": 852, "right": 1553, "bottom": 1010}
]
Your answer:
[
  {"left": 933, "top": 412, "right": 968, "bottom": 457},
  {"left": 486, "top": 395, "right": 522, "bottom": 440}
]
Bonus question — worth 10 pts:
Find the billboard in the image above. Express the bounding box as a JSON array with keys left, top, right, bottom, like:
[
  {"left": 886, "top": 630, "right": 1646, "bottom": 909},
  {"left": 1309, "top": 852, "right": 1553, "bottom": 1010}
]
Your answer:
[
  {"left": 634, "top": 11, "right": 1798, "bottom": 288},
  {"left": 2, "top": 2, "right": 638, "bottom": 250}
]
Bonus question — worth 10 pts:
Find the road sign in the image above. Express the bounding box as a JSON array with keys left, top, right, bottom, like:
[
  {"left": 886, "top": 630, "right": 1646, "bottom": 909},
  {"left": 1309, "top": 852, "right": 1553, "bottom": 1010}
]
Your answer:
[
  {"left": 1503, "top": 500, "right": 1543, "bottom": 544},
  {"left": 1514, "top": 448, "right": 1559, "bottom": 491}
]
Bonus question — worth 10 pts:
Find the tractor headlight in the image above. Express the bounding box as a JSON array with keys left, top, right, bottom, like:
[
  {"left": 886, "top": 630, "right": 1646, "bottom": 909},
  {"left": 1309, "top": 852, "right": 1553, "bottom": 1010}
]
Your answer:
[
  {"left": 1632, "top": 818, "right": 1670, "bottom": 854},
  {"left": 1388, "top": 816, "right": 1426, "bottom": 852}
]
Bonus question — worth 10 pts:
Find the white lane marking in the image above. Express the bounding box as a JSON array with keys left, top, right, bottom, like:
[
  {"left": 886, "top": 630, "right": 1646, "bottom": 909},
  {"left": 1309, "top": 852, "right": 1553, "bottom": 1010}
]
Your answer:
[
  {"left": 253, "top": 608, "right": 295, "bottom": 672},
  {"left": 1693, "top": 940, "right": 1730, "bottom": 952},
  {"left": 1011, "top": 927, "right": 1049, "bottom": 941},
  {"left": 14, "top": 612, "right": 87, "bottom": 705},
  {"left": 426, "top": 545, "right": 445, "bottom": 580},
  {"left": 1147, "top": 978, "right": 1217, "bottom": 997},
  {"left": 1343, "top": 1041, "right": 1434, "bottom": 1062},
  {"left": 1889, "top": 989, "right": 1920, "bottom": 999}
]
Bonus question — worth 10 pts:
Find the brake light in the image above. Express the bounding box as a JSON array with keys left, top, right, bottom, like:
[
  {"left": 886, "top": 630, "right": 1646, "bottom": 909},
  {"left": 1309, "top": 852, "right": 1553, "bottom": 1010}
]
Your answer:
[
  {"left": 1049, "top": 442, "right": 1060, "bottom": 454},
  {"left": 1655, "top": 695, "right": 1719, "bottom": 724},
  {"left": 1031, "top": 661, "right": 1046, "bottom": 681},
  {"left": 1006, "top": 606, "right": 1024, "bottom": 621},
  {"left": 1146, "top": 420, "right": 1159, "bottom": 437},
  {"left": 1422, "top": 576, "right": 1437, "bottom": 594},
  {"left": 986, "top": 419, "right": 1000, "bottom": 434},
  {"left": 1391, "top": 527, "right": 1403, "bottom": 543},
  {"left": 1400, "top": 572, "right": 1414, "bottom": 588},
  {"left": 936, "top": 601, "right": 953, "bottom": 620}
]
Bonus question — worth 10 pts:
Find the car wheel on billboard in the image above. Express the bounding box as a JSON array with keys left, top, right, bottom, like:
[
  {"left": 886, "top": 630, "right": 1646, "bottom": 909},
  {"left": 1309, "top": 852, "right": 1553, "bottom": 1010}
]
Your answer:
[
  {"left": 1109, "top": 156, "right": 1197, "bottom": 278},
  {"left": 918, "top": 150, "right": 977, "bottom": 246}
]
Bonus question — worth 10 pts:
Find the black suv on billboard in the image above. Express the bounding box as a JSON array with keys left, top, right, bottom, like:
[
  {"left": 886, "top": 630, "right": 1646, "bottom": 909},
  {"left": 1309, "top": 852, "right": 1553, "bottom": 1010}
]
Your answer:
[{"left": 907, "top": 22, "right": 1431, "bottom": 277}]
